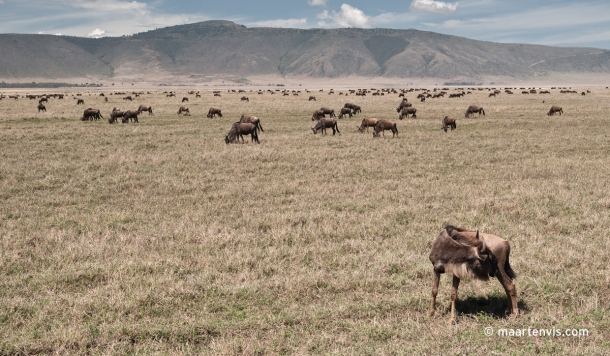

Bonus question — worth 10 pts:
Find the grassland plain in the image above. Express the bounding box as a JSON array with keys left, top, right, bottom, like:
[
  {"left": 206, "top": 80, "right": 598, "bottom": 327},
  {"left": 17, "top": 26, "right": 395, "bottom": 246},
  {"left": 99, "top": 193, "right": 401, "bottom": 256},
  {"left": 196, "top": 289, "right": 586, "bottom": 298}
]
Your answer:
[{"left": 0, "top": 87, "right": 609, "bottom": 355}]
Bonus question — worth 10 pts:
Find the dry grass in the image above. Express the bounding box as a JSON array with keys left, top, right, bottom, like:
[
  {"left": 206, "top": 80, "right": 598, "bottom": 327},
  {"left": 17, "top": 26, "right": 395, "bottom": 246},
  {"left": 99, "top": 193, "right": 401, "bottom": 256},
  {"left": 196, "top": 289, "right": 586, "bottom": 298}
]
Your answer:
[{"left": 1, "top": 88, "right": 609, "bottom": 355}]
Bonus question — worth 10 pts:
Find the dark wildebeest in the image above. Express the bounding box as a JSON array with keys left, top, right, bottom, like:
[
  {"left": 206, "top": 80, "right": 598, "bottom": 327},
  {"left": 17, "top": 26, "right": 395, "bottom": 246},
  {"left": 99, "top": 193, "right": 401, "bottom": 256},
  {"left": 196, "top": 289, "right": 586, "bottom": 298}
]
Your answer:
[
  {"left": 442, "top": 116, "right": 456, "bottom": 132},
  {"left": 177, "top": 106, "right": 190, "bottom": 115},
  {"left": 137, "top": 105, "right": 153, "bottom": 115},
  {"left": 77, "top": 99, "right": 84, "bottom": 105},
  {"left": 104, "top": 97, "right": 108, "bottom": 102},
  {"left": 225, "top": 122, "right": 259, "bottom": 144},
  {"left": 37, "top": 104, "right": 46, "bottom": 112},
  {"left": 182, "top": 97, "right": 188, "bottom": 103},
  {"left": 109, "top": 110, "right": 125, "bottom": 124},
  {"left": 344, "top": 103, "right": 362, "bottom": 115},
  {"left": 428, "top": 225, "right": 518, "bottom": 324},
  {"left": 312, "top": 118, "right": 340, "bottom": 136},
  {"left": 319, "top": 107, "right": 336, "bottom": 118},
  {"left": 239, "top": 114, "right": 264, "bottom": 133},
  {"left": 39, "top": 97, "right": 48, "bottom": 104},
  {"left": 373, "top": 120, "right": 398, "bottom": 138},
  {"left": 207, "top": 107, "right": 222, "bottom": 118},
  {"left": 465, "top": 105, "right": 485, "bottom": 118},
  {"left": 311, "top": 109, "right": 325, "bottom": 121},
  {"left": 241, "top": 96, "right": 249, "bottom": 102},
  {"left": 357, "top": 117, "right": 379, "bottom": 133},
  {"left": 309, "top": 96, "right": 316, "bottom": 101},
  {"left": 396, "top": 100, "right": 412, "bottom": 113},
  {"left": 338, "top": 107, "right": 353, "bottom": 119},
  {"left": 81, "top": 108, "right": 103, "bottom": 121},
  {"left": 122, "top": 110, "right": 139, "bottom": 123},
  {"left": 399, "top": 107, "right": 417, "bottom": 120},
  {"left": 547, "top": 106, "right": 563, "bottom": 116},
  {"left": 123, "top": 96, "right": 132, "bottom": 101}
]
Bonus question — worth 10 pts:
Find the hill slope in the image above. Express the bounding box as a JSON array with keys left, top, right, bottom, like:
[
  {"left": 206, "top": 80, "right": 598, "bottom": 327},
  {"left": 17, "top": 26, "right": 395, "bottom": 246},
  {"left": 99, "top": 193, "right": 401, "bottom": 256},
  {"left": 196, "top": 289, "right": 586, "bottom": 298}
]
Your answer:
[{"left": 2, "top": 20, "right": 610, "bottom": 81}]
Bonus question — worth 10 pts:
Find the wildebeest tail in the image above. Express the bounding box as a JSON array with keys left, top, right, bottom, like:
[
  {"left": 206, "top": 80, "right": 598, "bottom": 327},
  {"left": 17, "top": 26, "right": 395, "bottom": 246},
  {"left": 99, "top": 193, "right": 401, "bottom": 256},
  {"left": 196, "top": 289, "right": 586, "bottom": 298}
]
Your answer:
[
  {"left": 505, "top": 245, "right": 516, "bottom": 279},
  {"left": 481, "top": 108, "right": 486, "bottom": 116},
  {"left": 258, "top": 121, "right": 264, "bottom": 132}
]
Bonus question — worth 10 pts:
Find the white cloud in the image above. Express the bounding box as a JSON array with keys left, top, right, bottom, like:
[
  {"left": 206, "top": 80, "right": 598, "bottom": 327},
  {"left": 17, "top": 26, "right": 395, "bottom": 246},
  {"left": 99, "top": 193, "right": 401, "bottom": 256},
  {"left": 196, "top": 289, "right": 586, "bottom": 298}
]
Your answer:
[
  {"left": 308, "top": 0, "right": 327, "bottom": 6},
  {"left": 410, "top": 0, "right": 458, "bottom": 14},
  {"left": 87, "top": 28, "right": 105, "bottom": 38},
  {"left": 317, "top": 4, "right": 371, "bottom": 28},
  {"left": 249, "top": 18, "right": 307, "bottom": 28}
]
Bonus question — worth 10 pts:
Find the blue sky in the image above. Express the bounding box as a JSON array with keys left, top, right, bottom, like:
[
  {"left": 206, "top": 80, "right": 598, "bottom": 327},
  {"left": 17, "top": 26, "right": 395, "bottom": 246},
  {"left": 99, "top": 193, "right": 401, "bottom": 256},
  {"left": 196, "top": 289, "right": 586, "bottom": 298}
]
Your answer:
[{"left": 1, "top": 0, "right": 610, "bottom": 49}]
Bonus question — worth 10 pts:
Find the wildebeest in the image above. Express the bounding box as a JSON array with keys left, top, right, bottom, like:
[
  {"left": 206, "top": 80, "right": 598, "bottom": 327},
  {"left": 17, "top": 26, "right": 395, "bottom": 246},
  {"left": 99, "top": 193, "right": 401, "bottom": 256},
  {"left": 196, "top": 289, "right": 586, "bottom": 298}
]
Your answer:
[
  {"left": 181, "top": 97, "right": 189, "bottom": 103},
  {"left": 399, "top": 107, "right": 417, "bottom": 120},
  {"left": 109, "top": 109, "right": 125, "bottom": 124},
  {"left": 312, "top": 118, "right": 340, "bottom": 136},
  {"left": 104, "top": 97, "right": 108, "bottom": 102},
  {"left": 308, "top": 96, "right": 316, "bottom": 101},
  {"left": 122, "top": 110, "right": 139, "bottom": 123},
  {"left": 442, "top": 116, "right": 456, "bottom": 132},
  {"left": 239, "top": 114, "right": 264, "bottom": 133},
  {"left": 39, "top": 97, "right": 48, "bottom": 104},
  {"left": 177, "top": 106, "right": 190, "bottom": 115},
  {"left": 319, "top": 107, "right": 336, "bottom": 118},
  {"left": 428, "top": 225, "right": 518, "bottom": 324},
  {"left": 344, "top": 103, "right": 362, "bottom": 115},
  {"left": 137, "top": 105, "right": 153, "bottom": 115},
  {"left": 547, "top": 106, "right": 563, "bottom": 116},
  {"left": 396, "top": 100, "right": 412, "bottom": 112},
  {"left": 357, "top": 117, "right": 379, "bottom": 133},
  {"left": 225, "top": 122, "right": 259, "bottom": 144},
  {"left": 123, "top": 96, "right": 133, "bottom": 101},
  {"left": 311, "top": 109, "right": 326, "bottom": 121},
  {"left": 373, "top": 120, "right": 398, "bottom": 138},
  {"left": 81, "top": 108, "right": 103, "bottom": 121},
  {"left": 37, "top": 104, "right": 46, "bottom": 112},
  {"left": 465, "top": 105, "right": 485, "bottom": 118},
  {"left": 77, "top": 99, "right": 84, "bottom": 105},
  {"left": 338, "top": 107, "right": 353, "bottom": 119},
  {"left": 241, "top": 96, "right": 249, "bottom": 102},
  {"left": 207, "top": 107, "right": 222, "bottom": 118}
]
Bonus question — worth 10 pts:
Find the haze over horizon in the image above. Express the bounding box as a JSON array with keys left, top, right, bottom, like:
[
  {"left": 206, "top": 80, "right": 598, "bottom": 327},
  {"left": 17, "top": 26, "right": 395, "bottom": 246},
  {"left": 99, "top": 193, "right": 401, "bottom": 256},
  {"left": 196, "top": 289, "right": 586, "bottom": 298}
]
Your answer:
[{"left": 1, "top": 0, "right": 610, "bottom": 50}]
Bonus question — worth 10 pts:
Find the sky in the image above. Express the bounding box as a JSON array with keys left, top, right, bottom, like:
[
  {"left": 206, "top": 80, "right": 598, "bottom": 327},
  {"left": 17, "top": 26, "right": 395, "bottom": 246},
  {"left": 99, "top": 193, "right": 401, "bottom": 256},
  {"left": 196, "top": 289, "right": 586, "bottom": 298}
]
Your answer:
[{"left": 1, "top": 0, "right": 610, "bottom": 49}]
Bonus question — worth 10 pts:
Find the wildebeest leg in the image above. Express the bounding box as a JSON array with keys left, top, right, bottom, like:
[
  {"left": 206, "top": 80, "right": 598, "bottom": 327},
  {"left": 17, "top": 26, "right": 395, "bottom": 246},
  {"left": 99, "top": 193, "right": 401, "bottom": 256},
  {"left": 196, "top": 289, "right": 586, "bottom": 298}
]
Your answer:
[
  {"left": 448, "top": 276, "right": 460, "bottom": 324},
  {"left": 428, "top": 271, "right": 440, "bottom": 317},
  {"left": 496, "top": 272, "right": 518, "bottom": 317}
]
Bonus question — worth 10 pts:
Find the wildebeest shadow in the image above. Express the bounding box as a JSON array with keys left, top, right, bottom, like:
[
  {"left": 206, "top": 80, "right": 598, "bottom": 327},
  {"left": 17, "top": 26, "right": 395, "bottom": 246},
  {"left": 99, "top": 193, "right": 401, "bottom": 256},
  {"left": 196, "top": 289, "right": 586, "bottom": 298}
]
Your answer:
[{"left": 455, "top": 296, "right": 529, "bottom": 318}]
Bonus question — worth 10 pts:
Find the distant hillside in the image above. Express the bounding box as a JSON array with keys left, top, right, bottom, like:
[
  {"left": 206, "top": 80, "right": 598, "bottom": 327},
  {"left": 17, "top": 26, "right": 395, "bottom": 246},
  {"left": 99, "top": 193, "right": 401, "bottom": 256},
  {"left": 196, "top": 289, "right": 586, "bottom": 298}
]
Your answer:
[{"left": 2, "top": 20, "right": 610, "bottom": 81}]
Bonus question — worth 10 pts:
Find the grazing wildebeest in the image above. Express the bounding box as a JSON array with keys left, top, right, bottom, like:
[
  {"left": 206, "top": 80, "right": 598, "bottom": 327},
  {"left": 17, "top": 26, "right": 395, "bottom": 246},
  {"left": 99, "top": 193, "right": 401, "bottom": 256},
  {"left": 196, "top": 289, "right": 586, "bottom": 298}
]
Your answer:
[
  {"left": 442, "top": 116, "right": 456, "bottom": 132},
  {"left": 81, "top": 108, "right": 103, "bottom": 121},
  {"left": 311, "top": 109, "right": 326, "bottom": 121},
  {"left": 428, "top": 225, "right": 518, "bottom": 324},
  {"left": 239, "top": 114, "right": 264, "bottom": 133},
  {"left": 122, "top": 110, "right": 139, "bottom": 123},
  {"left": 338, "top": 107, "right": 353, "bottom": 119},
  {"left": 309, "top": 96, "right": 316, "bottom": 101},
  {"left": 182, "top": 97, "right": 189, "bottom": 103},
  {"left": 399, "top": 107, "right": 417, "bottom": 120},
  {"left": 39, "top": 97, "right": 48, "bottom": 104},
  {"left": 319, "top": 107, "right": 336, "bottom": 118},
  {"left": 177, "top": 106, "right": 190, "bottom": 115},
  {"left": 547, "top": 106, "right": 563, "bottom": 116},
  {"left": 344, "top": 103, "right": 362, "bottom": 115},
  {"left": 207, "top": 107, "right": 222, "bottom": 118},
  {"left": 241, "top": 96, "right": 249, "bottom": 102},
  {"left": 312, "top": 118, "right": 340, "bottom": 136},
  {"left": 77, "top": 99, "right": 84, "bottom": 105},
  {"left": 373, "top": 120, "right": 398, "bottom": 138},
  {"left": 357, "top": 117, "right": 379, "bottom": 133},
  {"left": 225, "top": 122, "right": 259, "bottom": 144},
  {"left": 396, "top": 100, "right": 412, "bottom": 112},
  {"left": 137, "top": 105, "right": 153, "bottom": 115},
  {"left": 123, "top": 96, "right": 133, "bottom": 101},
  {"left": 37, "top": 104, "right": 46, "bottom": 112},
  {"left": 465, "top": 105, "right": 485, "bottom": 118},
  {"left": 109, "top": 110, "right": 125, "bottom": 124}
]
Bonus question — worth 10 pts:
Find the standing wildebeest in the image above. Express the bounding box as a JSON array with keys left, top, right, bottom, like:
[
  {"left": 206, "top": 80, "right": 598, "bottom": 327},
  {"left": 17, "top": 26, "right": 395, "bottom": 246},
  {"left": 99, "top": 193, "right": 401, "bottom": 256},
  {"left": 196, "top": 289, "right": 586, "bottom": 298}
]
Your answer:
[
  {"left": 239, "top": 114, "right": 264, "bottom": 133},
  {"left": 312, "top": 118, "right": 340, "bottom": 136},
  {"left": 309, "top": 96, "right": 316, "bottom": 101},
  {"left": 39, "top": 97, "right": 48, "bottom": 104},
  {"left": 177, "top": 106, "right": 190, "bottom": 115},
  {"left": 465, "top": 105, "right": 485, "bottom": 118},
  {"left": 357, "top": 117, "right": 379, "bottom": 133},
  {"left": 442, "top": 116, "right": 456, "bottom": 132},
  {"left": 373, "top": 120, "right": 398, "bottom": 138},
  {"left": 241, "top": 96, "right": 249, "bottom": 102},
  {"left": 396, "top": 100, "right": 412, "bottom": 113},
  {"left": 123, "top": 96, "right": 133, "bottom": 101},
  {"left": 81, "top": 108, "right": 103, "bottom": 121},
  {"left": 105, "top": 97, "right": 108, "bottom": 102},
  {"left": 344, "top": 103, "right": 362, "bottom": 115},
  {"left": 182, "top": 97, "right": 189, "bottom": 103},
  {"left": 122, "top": 110, "right": 139, "bottom": 123},
  {"left": 77, "top": 99, "right": 84, "bottom": 105},
  {"left": 319, "top": 107, "right": 336, "bottom": 118},
  {"left": 399, "top": 107, "right": 417, "bottom": 120},
  {"left": 428, "top": 225, "right": 518, "bottom": 324},
  {"left": 225, "top": 122, "right": 259, "bottom": 144},
  {"left": 207, "top": 107, "right": 223, "bottom": 118},
  {"left": 109, "top": 109, "right": 125, "bottom": 124},
  {"left": 137, "top": 105, "right": 153, "bottom": 115},
  {"left": 338, "top": 107, "right": 353, "bottom": 119},
  {"left": 311, "top": 109, "right": 325, "bottom": 121},
  {"left": 547, "top": 106, "right": 563, "bottom": 116},
  {"left": 37, "top": 104, "right": 46, "bottom": 112}
]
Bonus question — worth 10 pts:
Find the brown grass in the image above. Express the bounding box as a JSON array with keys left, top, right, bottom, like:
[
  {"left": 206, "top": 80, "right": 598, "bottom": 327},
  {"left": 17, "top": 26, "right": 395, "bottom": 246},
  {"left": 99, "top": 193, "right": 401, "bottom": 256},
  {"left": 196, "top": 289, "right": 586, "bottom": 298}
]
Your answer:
[{"left": 1, "top": 88, "right": 609, "bottom": 355}]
